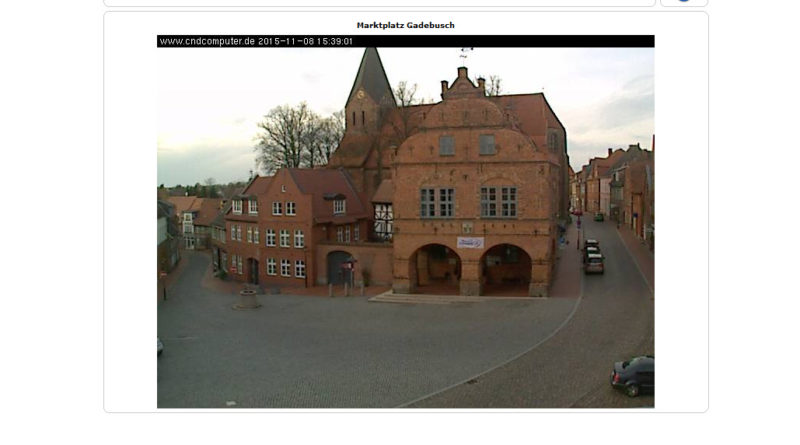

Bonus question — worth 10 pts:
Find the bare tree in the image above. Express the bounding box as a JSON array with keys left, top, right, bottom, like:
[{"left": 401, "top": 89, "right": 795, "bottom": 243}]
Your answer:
[
  {"left": 487, "top": 75, "right": 503, "bottom": 96},
  {"left": 254, "top": 102, "right": 315, "bottom": 174},
  {"left": 390, "top": 81, "right": 423, "bottom": 140},
  {"left": 255, "top": 103, "right": 344, "bottom": 173}
]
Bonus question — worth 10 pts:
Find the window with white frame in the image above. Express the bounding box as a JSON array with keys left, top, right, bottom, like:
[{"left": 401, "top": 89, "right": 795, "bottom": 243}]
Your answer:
[
  {"left": 334, "top": 199, "right": 345, "bottom": 214},
  {"left": 439, "top": 188, "right": 454, "bottom": 217},
  {"left": 253, "top": 227, "right": 259, "bottom": 244},
  {"left": 294, "top": 229, "right": 304, "bottom": 248},
  {"left": 501, "top": 187, "right": 517, "bottom": 217},
  {"left": 354, "top": 225, "right": 359, "bottom": 241},
  {"left": 272, "top": 201, "right": 282, "bottom": 215},
  {"left": 267, "top": 258, "right": 276, "bottom": 275},
  {"left": 280, "top": 229, "right": 290, "bottom": 247},
  {"left": 232, "top": 200, "right": 242, "bottom": 214},
  {"left": 345, "top": 226, "right": 351, "bottom": 243},
  {"left": 236, "top": 225, "right": 242, "bottom": 241},
  {"left": 237, "top": 256, "right": 243, "bottom": 275},
  {"left": 230, "top": 254, "right": 237, "bottom": 273},
  {"left": 247, "top": 227, "right": 253, "bottom": 243},
  {"left": 337, "top": 226, "right": 343, "bottom": 242},
  {"left": 295, "top": 260, "right": 306, "bottom": 278},
  {"left": 266, "top": 229, "right": 276, "bottom": 247},
  {"left": 248, "top": 199, "right": 258, "bottom": 215},
  {"left": 280, "top": 259, "right": 290, "bottom": 277},
  {"left": 481, "top": 186, "right": 517, "bottom": 218},
  {"left": 286, "top": 202, "right": 296, "bottom": 216},
  {"left": 230, "top": 226, "right": 235, "bottom": 241}
]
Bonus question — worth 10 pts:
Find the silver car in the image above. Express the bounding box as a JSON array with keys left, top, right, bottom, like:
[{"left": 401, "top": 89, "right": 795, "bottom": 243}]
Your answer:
[{"left": 585, "top": 253, "right": 605, "bottom": 274}]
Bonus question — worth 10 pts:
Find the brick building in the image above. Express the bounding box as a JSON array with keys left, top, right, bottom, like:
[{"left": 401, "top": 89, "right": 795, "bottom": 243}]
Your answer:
[
  {"left": 166, "top": 196, "right": 222, "bottom": 250},
  {"left": 219, "top": 47, "right": 570, "bottom": 297},
  {"left": 221, "top": 169, "right": 387, "bottom": 288}
]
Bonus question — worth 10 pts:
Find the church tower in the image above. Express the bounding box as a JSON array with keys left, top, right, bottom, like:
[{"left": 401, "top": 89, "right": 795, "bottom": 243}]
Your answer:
[
  {"left": 344, "top": 47, "right": 396, "bottom": 134},
  {"left": 329, "top": 48, "right": 398, "bottom": 199}
]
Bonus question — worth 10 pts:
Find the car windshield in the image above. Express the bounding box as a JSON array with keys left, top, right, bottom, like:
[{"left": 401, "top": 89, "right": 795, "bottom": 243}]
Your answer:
[{"left": 588, "top": 258, "right": 602, "bottom": 263}]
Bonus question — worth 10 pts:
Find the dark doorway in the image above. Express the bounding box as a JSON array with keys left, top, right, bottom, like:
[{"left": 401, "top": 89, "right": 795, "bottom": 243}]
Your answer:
[
  {"left": 248, "top": 258, "right": 259, "bottom": 285},
  {"left": 327, "top": 250, "right": 353, "bottom": 285}
]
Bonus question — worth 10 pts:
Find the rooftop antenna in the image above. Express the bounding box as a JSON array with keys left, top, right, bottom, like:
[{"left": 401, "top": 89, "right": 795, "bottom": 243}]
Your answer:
[{"left": 460, "top": 47, "right": 474, "bottom": 65}]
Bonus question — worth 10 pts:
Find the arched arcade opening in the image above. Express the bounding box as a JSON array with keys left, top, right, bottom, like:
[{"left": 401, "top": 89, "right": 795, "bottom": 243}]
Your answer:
[
  {"left": 480, "top": 244, "right": 532, "bottom": 297},
  {"left": 408, "top": 244, "right": 462, "bottom": 295}
]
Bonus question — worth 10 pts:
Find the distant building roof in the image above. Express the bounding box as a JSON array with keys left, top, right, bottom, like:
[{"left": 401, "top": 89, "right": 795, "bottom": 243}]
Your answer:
[
  {"left": 193, "top": 198, "right": 223, "bottom": 226},
  {"left": 166, "top": 196, "right": 202, "bottom": 214},
  {"left": 371, "top": 179, "right": 394, "bottom": 203}
]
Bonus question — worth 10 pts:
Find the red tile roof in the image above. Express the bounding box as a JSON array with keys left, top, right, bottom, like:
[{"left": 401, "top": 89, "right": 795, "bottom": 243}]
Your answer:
[
  {"left": 166, "top": 196, "right": 202, "bottom": 214},
  {"left": 371, "top": 179, "right": 393, "bottom": 203},
  {"left": 286, "top": 168, "right": 369, "bottom": 223},
  {"left": 193, "top": 198, "right": 223, "bottom": 226}
]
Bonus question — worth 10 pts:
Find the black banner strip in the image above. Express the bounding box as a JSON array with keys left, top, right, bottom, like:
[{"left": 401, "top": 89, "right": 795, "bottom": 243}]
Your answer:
[{"left": 157, "top": 35, "right": 654, "bottom": 48}]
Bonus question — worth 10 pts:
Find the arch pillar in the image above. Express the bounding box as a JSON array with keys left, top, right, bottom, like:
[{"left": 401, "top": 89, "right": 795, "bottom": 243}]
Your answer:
[
  {"left": 529, "top": 260, "right": 550, "bottom": 297},
  {"left": 459, "top": 259, "right": 481, "bottom": 296}
]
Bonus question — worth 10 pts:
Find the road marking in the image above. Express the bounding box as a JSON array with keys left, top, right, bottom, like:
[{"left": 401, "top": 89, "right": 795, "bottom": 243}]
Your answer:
[
  {"left": 396, "top": 259, "right": 585, "bottom": 408},
  {"left": 615, "top": 230, "right": 655, "bottom": 296}
]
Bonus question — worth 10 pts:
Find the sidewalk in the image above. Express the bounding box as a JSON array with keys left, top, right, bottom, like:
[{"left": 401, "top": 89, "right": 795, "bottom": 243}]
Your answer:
[
  {"left": 616, "top": 225, "right": 655, "bottom": 293},
  {"left": 198, "top": 257, "right": 390, "bottom": 298},
  {"left": 549, "top": 221, "right": 582, "bottom": 299},
  {"left": 157, "top": 250, "right": 191, "bottom": 302}
]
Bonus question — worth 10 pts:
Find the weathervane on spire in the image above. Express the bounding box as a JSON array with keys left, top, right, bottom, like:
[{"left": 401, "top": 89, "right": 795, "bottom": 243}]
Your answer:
[{"left": 460, "top": 47, "right": 474, "bottom": 65}]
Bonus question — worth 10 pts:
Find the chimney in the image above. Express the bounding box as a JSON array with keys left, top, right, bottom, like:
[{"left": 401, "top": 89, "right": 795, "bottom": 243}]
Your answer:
[
  {"left": 457, "top": 66, "right": 468, "bottom": 79},
  {"left": 608, "top": 148, "right": 613, "bottom": 157},
  {"left": 441, "top": 80, "right": 448, "bottom": 95},
  {"left": 477, "top": 77, "right": 486, "bottom": 93}
]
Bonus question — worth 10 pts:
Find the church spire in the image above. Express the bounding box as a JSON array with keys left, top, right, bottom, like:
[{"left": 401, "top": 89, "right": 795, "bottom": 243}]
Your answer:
[{"left": 346, "top": 47, "right": 396, "bottom": 108}]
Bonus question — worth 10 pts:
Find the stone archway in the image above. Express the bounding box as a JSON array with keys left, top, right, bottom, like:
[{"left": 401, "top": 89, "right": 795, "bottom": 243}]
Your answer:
[
  {"left": 479, "top": 244, "right": 532, "bottom": 297},
  {"left": 409, "top": 244, "right": 462, "bottom": 295},
  {"left": 327, "top": 250, "right": 354, "bottom": 285}
]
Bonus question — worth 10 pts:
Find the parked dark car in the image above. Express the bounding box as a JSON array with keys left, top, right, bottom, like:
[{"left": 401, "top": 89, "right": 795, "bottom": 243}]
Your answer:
[
  {"left": 583, "top": 239, "right": 599, "bottom": 251},
  {"left": 583, "top": 246, "right": 601, "bottom": 263},
  {"left": 610, "top": 355, "right": 654, "bottom": 397},
  {"left": 594, "top": 212, "right": 604, "bottom": 221}
]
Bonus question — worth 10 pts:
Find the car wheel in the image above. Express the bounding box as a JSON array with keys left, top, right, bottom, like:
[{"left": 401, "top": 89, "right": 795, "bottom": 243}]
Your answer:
[{"left": 625, "top": 383, "right": 639, "bottom": 397}]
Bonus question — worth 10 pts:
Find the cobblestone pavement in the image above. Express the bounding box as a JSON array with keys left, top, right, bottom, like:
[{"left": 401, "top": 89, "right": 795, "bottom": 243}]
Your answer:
[
  {"left": 409, "top": 218, "right": 655, "bottom": 408},
  {"left": 157, "top": 251, "right": 578, "bottom": 408}
]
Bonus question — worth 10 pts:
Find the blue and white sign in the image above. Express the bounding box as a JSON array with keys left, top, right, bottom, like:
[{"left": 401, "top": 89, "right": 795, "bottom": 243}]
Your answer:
[{"left": 457, "top": 237, "right": 485, "bottom": 249}]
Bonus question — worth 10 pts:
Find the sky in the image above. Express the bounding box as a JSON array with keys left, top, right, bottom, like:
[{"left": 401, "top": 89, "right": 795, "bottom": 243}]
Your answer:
[{"left": 158, "top": 47, "right": 653, "bottom": 186}]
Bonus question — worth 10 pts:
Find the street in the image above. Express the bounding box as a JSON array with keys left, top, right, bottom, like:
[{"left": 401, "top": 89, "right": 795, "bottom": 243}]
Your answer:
[{"left": 158, "top": 217, "right": 654, "bottom": 408}]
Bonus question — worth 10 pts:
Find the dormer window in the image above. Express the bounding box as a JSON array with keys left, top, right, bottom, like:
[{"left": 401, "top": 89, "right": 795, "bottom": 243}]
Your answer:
[
  {"left": 232, "top": 200, "right": 242, "bottom": 214},
  {"left": 334, "top": 199, "right": 346, "bottom": 215},
  {"left": 248, "top": 199, "right": 258, "bottom": 215}
]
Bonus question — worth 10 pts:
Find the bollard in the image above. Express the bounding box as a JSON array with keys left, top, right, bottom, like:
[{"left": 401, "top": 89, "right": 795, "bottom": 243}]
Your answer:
[
  {"left": 328, "top": 283, "right": 334, "bottom": 298},
  {"left": 360, "top": 281, "right": 365, "bottom": 296},
  {"left": 344, "top": 282, "right": 349, "bottom": 297}
]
